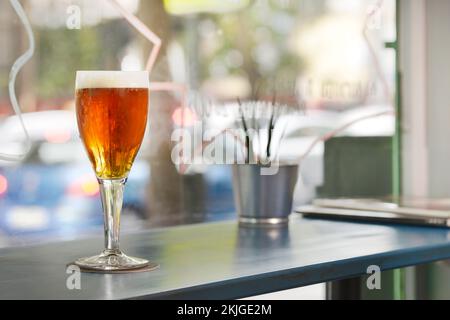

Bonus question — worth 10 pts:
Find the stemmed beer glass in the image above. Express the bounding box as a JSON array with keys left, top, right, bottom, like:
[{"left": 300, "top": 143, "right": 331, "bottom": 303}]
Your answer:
[{"left": 74, "top": 71, "right": 157, "bottom": 272}]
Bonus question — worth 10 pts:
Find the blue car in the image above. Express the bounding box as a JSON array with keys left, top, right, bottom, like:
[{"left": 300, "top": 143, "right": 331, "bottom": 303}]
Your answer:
[{"left": 0, "top": 111, "right": 235, "bottom": 243}]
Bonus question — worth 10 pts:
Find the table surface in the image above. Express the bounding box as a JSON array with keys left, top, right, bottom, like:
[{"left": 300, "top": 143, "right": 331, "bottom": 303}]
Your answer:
[{"left": 2, "top": 215, "right": 450, "bottom": 299}]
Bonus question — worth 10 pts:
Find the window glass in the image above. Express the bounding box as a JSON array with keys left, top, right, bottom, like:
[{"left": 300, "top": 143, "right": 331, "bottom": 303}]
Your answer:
[{"left": 0, "top": 0, "right": 395, "bottom": 247}]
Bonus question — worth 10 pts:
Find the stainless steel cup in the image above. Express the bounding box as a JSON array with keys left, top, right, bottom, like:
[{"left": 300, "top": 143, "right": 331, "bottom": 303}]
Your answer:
[{"left": 232, "top": 164, "right": 299, "bottom": 225}]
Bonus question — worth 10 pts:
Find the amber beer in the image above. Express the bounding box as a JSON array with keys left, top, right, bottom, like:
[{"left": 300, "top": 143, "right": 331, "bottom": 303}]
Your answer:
[
  {"left": 73, "top": 71, "right": 157, "bottom": 272},
  {"left": 75, "top": 72, "right": 149, "bottom": 179}
]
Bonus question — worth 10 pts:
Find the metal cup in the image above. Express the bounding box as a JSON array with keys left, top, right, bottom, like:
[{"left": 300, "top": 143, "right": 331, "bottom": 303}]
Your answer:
[{"left": 232, "top": 164, "right": 299, "bottom": 225}]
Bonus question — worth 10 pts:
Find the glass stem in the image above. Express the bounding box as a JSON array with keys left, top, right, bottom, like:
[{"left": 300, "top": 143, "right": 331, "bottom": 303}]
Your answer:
[{"left": 98, "top": 178, "right": 127, "bottom": 253}]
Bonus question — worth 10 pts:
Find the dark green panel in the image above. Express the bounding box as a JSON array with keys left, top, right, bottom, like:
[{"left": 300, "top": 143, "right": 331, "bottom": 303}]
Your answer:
[{"left": 318, "top": 136, "right": 392, "bottom": 198}]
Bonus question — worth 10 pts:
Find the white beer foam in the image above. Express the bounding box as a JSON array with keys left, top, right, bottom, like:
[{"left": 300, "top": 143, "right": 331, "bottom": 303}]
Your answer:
[{"left": 76, "top": 71, "right": 149, "bottom": 89}]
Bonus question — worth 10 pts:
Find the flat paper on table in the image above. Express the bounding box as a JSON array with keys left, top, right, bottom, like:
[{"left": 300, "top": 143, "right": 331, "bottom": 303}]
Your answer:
[{"left": 296, "top": 199, "right": 450, "bottom": 227}]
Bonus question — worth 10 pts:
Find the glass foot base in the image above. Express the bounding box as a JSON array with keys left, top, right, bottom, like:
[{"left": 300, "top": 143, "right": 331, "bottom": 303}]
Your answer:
[{"left": 74, "top": 249, "right": 159, "bottom": 273}]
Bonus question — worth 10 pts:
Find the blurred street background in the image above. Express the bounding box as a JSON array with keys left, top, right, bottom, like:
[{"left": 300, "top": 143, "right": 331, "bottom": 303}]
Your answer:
[{"left": 0, "top": 0, "right": 395, "bottom": 254}]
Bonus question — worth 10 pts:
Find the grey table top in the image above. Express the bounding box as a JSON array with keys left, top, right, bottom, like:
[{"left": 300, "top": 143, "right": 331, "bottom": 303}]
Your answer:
[{"left": 1, "top": 215, "right": 450, "bottom": 299}]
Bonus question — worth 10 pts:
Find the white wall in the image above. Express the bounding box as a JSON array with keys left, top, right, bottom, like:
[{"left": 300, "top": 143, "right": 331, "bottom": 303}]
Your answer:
[
  {"left": 400, "top": 0, "right": 450, "bottom": 300},
  {"left": 401, "top": 0, "right": 450, "bottom": 197},
  {"left": 425, "top": 0, "right": 450, "bottom": 197}
]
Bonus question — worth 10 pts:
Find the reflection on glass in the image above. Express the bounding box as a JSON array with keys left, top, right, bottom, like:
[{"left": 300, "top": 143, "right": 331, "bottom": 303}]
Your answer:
[{"left": 0, "top": 0, "right": 397, "bottom": 247}]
